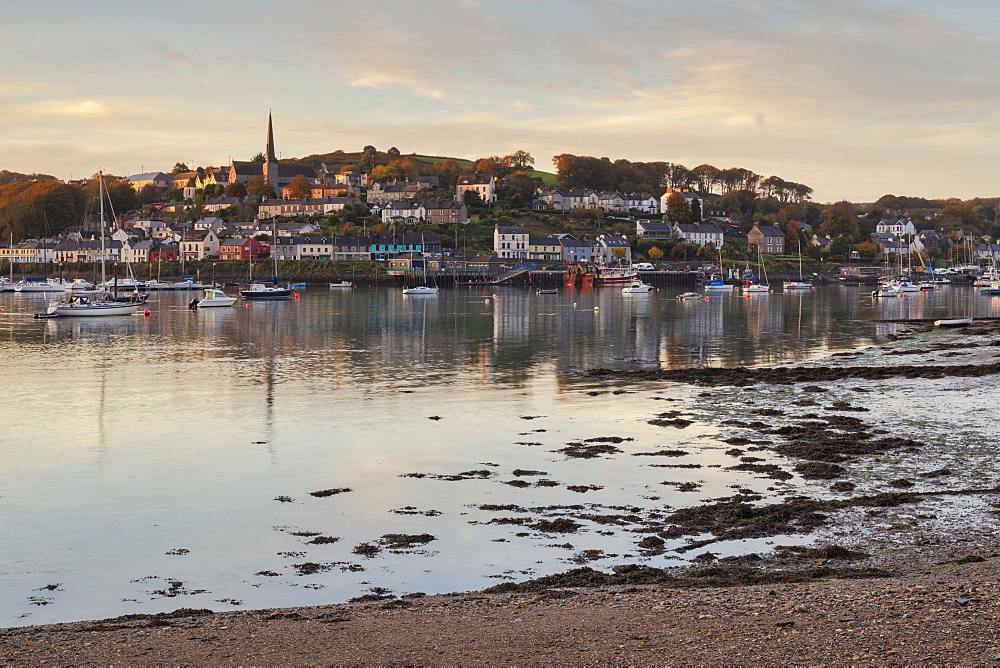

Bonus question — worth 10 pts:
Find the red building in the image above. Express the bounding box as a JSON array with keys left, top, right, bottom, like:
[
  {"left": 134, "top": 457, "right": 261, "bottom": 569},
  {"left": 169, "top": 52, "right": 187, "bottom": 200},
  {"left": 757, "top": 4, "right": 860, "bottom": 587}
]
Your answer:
[{"left": 219, "top": 237, "right": 268, "bottom": 260}]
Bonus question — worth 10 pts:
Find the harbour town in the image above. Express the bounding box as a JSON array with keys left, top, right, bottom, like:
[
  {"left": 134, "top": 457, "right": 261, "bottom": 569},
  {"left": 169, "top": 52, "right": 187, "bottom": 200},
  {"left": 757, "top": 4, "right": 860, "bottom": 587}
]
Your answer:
[{"left": 5, "top": 2, "right": 1000, "bottom": 660}]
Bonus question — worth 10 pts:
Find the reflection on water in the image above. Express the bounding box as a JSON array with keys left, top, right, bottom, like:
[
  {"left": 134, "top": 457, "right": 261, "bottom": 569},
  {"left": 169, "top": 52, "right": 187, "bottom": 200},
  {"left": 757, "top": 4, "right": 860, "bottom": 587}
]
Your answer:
[{"left": 0, "top": 284, "right": 987, "bottom": 626}]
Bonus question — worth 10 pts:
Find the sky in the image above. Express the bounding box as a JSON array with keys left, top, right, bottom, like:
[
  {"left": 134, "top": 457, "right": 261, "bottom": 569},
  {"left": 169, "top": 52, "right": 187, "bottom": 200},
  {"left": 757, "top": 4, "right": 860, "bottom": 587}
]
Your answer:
[{"left": 1, "top": 0, "right": 999, "bottom": 203}]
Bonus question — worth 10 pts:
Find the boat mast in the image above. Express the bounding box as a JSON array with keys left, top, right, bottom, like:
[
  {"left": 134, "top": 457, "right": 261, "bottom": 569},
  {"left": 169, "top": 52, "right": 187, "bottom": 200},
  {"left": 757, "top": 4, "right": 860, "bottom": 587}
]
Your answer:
[{"left": 99, "top": 171, "right": 106, "bottom": 286}]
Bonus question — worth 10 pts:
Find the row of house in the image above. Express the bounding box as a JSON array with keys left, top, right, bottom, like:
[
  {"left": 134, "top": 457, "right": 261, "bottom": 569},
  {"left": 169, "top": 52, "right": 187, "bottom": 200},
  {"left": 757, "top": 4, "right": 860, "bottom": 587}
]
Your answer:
[
  {"left": 271, "top": 234, "right": 444, "bottom": 262},
  {"left": 531, "top": 187, "right": 728, "bottom": 218},
  {"left": 493, "top": 226, "right": 633, "bottom": 264},
  {"left": 378, "top": 200, "right": 469, "bottom": 225}
]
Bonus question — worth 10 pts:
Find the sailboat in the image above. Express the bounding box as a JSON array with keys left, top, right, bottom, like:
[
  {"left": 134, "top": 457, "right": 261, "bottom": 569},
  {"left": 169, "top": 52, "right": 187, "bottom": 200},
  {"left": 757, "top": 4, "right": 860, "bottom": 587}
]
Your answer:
[
  {"left": 742, "top": 244, "right": 770, "bottom": 293},
  {"left": 241, "top": 225, "right": 293, "bottom": 300},
  {"left": 402, "top": 235, "right": 439, "bottom": 295},
  {"left": 44, "top": 172, "right": 144, "bottom": 317},
  {"left": 783, "top": 239, "right": 812, "bottom": 290}
]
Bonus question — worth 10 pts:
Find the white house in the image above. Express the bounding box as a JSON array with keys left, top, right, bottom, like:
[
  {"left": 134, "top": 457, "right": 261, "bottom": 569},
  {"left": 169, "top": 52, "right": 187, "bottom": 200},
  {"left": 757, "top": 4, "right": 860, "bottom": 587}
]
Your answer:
[
  {"left": 876, "top": 218, "right": 917, "bottom": 236},
  {"left": 494, "top": 225, "right": 529, "bottom": 259},
  {"left": 673, "top": 222, "right": 724, "bottom": 249}
]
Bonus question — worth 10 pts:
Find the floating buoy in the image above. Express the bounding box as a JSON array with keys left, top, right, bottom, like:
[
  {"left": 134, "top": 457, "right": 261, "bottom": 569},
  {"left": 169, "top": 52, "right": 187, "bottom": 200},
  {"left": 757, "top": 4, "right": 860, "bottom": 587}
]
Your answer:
[
  {"left": 593, "top": 306, "right": 599, "bottom": 311},
  {"left": 485, "top": 299, "right": 490, "bottom": 304},
  {"left": 144, "top": 310, "right": 150, "bottom": 317},
  {"left": 245, "top": 303, "right": 251, "bottom": 308},
  {"left": 294, "top": 293, "right": 300, "bottom": 300},
  {"left": 492, "top": 293, "right": 498, "bottom": 299},
  {"left": 573, "top": 302, "right": 577, "bottom": 308}
]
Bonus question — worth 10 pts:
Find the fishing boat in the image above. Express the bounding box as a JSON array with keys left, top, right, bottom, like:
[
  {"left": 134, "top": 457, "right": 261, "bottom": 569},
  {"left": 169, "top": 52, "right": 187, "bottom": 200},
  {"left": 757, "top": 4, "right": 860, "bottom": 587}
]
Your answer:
[
  {"left": 595, "top": 264, "right": 637, "bottom": 286},
  {"left": 621, "top": 279, "right": 654, "bottom": 293},
  {"left": 195, "top": 287, "right": 237, "bottom": 308},
  {"left": 44, "top": 172, "right": 143, "bottom": 318}
]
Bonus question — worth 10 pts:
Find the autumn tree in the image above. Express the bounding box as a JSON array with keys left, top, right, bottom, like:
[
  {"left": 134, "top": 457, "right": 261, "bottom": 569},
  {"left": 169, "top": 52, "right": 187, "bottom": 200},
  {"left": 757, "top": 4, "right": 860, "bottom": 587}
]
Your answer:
[
  {"left": 386, "top": 146, "right": 401, "bottom": 157},
  {"left": 287, "top": 174, "right": 313, "bottom": 199},
  {"left": 647, "top": 246, "right": 664, "bottom": 262},
  {"left": 370, "top": 164, "right": 406, "bottom": 183},
  {"left": 0, "top": 179, "right": 86, "bottom": 239},
  {"left": 821, "top": 201, "right": 859, "bottom": 239},
  {"left": 665, "top": 193, "right": 693, "bottom": 224}
]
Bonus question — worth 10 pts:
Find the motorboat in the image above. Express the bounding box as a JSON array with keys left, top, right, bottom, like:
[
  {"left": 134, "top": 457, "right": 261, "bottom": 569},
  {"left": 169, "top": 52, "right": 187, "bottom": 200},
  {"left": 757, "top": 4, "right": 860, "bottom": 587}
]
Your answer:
[
  {"left": 742, "top": 282, "right": 769, "bottom": 293},
  {"left": 621, "top": 279, "right": 654, "bottom": 293},
  {"left": 676, "top": 292, "right": 704, "bottom": 301},
  {"left": 783, "top": 281, "right": 813, "bottom": 290},
  {"left": 194, "top": 287, "right": 237, "bottom": 308},
  {"left": 329, "top": 281, "right": 353, "bottom": 288},
  {"left": 288, "top": 282, "right": 307, "bottom": 288},
  {"left": 980, "top": 281, "right": 1000, "bottom": 296},
  {"left": 241, "top": 282, "right": 294, "bottom": 300},
  {"left": 704, "top": 280, "right": 735, "bottom": 292},
  {"left": 535, "top": 288, "right": 559, "bottom": 294},
  {"left": 934, "top": 317, "right": 973, "bottom": 327},
  {"left": 872, "top": 285, "right": 904, "bottom": 298},
  {"left": 402, "top": 286, "right": 439, "bottom": 295}
]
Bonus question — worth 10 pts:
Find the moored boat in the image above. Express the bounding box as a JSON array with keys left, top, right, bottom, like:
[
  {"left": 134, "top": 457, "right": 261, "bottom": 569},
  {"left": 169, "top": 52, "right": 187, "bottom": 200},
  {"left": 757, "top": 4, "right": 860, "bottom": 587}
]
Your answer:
[
  {"left": 241, "top": 282, "right": 294, "bottom": 300},
  {"left": 329, "top": 281, "right": 353, "bottom": 288},
  {"left": 621, "top": 279, "right": 653, "bottom": 293},
  {"left": 195, "top": 287, "right": 237, "bottom": 308},
  {"left": 402, "top": 285, "right": 439, "bottom": 295}
]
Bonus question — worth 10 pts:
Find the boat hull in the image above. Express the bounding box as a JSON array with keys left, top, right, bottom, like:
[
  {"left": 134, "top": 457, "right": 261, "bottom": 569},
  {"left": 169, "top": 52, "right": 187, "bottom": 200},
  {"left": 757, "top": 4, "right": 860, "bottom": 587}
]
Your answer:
[
  {"left": 49, "top": 302, "right": 142, "bottom": 317},
  {"left": 240, "top": 289, "right": 293, "bottom": 300}
]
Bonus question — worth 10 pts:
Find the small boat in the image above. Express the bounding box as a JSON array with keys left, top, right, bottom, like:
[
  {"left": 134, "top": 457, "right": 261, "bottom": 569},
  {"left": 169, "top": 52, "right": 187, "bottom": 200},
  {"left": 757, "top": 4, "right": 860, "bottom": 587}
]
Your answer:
[
  {"left": 14, "top": 278, "right": 69, "bottom": 293},
  {"left": 402, "top": 286, "right": 439, "bottom": 295},
  {"left": 621, "top": 279, "right": 654, "bottom": 293},
  {"left": 288, "top": 282, "right": 307, "bottom": 289},
  {"left": 241, "top": 282, "right": 294, "bottom": 300},
  {"left": 535, "top": 288, "right": 559, "bottom": 294},
  {"left": 194, "top": 287, "right": 237, "bottom": 308},
  {"left": 934, "top": 317, "right": 973, "bottom": 327},
  {"left": 872, "top": 285, "right": 903, "bottom": 298},
  {"left": 783, "top": 281, "right": 812, "bottom": 290},
  {"left": 980, "top": 281, "right": 1000, "bottom": 296},
  {"left": 329, "top": 281, "right": 353, "bottom": 288},
  {"left": 676, "top": 292, "right": 703, "bottom": 301},
  {"left": 704, "top": 280, "right": 735, "bottom": 291},
  {"left": 742, "top": 283, "right": 769, "bottom": 293},
  {"left": 46, "top": 293, "right": 142, "bottom": 317}
]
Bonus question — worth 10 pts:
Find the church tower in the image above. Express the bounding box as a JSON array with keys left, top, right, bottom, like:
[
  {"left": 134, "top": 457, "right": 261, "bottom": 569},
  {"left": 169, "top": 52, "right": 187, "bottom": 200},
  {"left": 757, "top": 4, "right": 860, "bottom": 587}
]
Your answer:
[{"left": 263, "top": 112, "right": 278, "bottom": 187}]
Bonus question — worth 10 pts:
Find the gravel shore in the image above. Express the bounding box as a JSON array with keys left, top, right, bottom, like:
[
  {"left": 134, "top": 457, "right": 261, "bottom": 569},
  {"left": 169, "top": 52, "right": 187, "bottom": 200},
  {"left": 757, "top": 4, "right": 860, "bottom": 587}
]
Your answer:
[{"left": 2, "top": 551, "right": 999, "bottom": 665}]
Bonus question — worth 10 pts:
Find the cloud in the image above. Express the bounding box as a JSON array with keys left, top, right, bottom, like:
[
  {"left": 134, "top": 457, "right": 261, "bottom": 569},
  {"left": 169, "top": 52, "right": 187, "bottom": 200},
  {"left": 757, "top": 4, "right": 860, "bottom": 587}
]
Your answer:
[{"left": 149, "top": 40, "right": 195, "bottom": 67}]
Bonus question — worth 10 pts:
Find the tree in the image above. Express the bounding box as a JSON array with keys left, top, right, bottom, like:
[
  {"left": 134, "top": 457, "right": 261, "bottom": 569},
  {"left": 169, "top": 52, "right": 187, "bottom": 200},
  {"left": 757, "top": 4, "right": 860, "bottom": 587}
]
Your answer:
[
  {"left": 665, "top": 193, "right": 693, "bottom": 224},
  {"left": 137, "top": 184, "right": 162, "bottom": 204},
  {"left": 648, "top": 246, "right": 664, "bottom": 262},
  {"left": 690, "top": 198, "right": 702, "bottom": 222},
  {"left": 225, "top": 181, "right": 248, "bottom": 198},
  {"left": 386, "top": 146, "right": 401, "bottom": 157},
  {"left": 249, "top": 152, "right": 266, "bottom": 164},
  {"left": 247, "top": 176, "right": 275, "bottom": 200},
  {"left": 506, "top": 150, "right": 534, "bottom": 172},
  {"left": 821, "top": 201, "right": 859, "bottom": 239},
  {"left": 857, "top": 240, "right": 878, "bottom": 260},
  {"left": 287, "top": 175, "right": 313, "bottom": 199},
  {"left": 370, "top": 164, "right": 406, "bottom": 183},
  {"left": 463, "top": 189, "right": 484, "bottom": 210},
  {"left": 359, "top": 145, "right": 378, "bottom": 173},
  {"left": 612, "top": 247, "right": 627, "bottom": 261},
  {"left": 172, "top": 162, "right": 190, "bottom": 174},
  {"left": 202, "top": 183, "right": 225, "bottom": 198}
]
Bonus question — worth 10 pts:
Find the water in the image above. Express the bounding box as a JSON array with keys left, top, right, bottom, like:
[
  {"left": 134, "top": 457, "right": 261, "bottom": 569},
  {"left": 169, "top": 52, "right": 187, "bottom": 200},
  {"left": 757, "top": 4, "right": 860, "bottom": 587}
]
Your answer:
[{"left": 1, "top": 283, "right": 996, "bottom": 626}]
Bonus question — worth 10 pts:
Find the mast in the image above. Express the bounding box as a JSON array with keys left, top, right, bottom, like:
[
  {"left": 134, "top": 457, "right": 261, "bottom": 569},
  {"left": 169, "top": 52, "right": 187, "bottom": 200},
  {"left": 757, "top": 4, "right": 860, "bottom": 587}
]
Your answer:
[{"left": 99, "top": 171, "right": 107, "bottom": 286}]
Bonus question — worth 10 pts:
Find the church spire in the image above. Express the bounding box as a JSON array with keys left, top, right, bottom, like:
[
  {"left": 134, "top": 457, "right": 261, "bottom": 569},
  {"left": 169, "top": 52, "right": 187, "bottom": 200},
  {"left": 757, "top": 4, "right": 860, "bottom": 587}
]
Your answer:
[{"left": 265, "top": 111, "right": 277, "bottom": 162}]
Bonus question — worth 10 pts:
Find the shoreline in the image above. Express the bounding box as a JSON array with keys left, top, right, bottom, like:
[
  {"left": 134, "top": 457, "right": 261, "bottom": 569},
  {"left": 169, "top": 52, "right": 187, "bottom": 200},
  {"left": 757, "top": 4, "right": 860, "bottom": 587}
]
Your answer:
[{"left": 5, "top": 319, "right": 1000, "bottom": 663}]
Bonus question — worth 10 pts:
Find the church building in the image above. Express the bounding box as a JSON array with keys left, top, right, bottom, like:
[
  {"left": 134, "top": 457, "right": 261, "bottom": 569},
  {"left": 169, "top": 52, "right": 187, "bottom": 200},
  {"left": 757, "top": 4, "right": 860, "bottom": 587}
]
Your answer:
[{"left": 228, "top": 114, "right": 319, "bottom": 191}]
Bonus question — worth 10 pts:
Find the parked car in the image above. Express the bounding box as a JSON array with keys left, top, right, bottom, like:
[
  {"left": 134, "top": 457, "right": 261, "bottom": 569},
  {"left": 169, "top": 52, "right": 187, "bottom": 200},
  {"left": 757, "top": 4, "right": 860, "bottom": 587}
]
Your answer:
[{"left": 633, "top": 262, "right": 655, "bottom": 270}]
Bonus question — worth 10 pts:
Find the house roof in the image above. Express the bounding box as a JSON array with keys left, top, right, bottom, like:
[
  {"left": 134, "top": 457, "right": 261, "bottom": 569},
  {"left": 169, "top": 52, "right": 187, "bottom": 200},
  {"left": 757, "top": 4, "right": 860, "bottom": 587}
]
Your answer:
[
  {"left": 753, "top": 225, "right": 785, "bottom": 238},
  {"left": 496, "top": 226, "right": 529, "bottom": 235}
]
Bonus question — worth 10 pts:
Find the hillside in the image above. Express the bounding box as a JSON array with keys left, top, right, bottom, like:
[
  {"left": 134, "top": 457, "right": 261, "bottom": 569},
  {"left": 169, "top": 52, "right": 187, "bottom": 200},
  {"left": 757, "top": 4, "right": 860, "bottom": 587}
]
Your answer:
[{"left": 289, "top": 150, "right": 557, "bottom": 184}]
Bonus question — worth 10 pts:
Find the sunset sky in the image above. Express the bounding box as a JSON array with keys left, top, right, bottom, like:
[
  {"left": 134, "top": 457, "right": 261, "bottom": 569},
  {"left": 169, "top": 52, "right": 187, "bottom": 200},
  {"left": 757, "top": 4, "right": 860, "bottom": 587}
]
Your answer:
[{"left": 2, "top": 0, "right": 998, "bottom": 203}]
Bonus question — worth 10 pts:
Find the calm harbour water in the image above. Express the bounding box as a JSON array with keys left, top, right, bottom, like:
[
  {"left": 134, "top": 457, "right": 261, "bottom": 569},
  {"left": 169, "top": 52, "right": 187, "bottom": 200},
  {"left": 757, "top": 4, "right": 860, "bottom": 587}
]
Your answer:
[{"left": 1, "top": 282, "right": 997, "bottom": 626}]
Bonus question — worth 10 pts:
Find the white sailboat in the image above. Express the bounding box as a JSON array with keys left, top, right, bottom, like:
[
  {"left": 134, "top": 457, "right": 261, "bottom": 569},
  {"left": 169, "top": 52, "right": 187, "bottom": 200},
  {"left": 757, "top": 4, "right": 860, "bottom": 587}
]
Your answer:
[
  {"left": 240, "top": 225, "right": 293, "bottom": 300},
  {"left": 743, "top": 245, "right": 770, "bottom": 293},
  {"left": 402, "top": 235, "right": 439, "bottom": 295},
  {"left": 45, "top": 172, "right": 143, "bottom": 317},
  {"left": 783, "top": 240, "right": 812, "bottom": 290}
]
